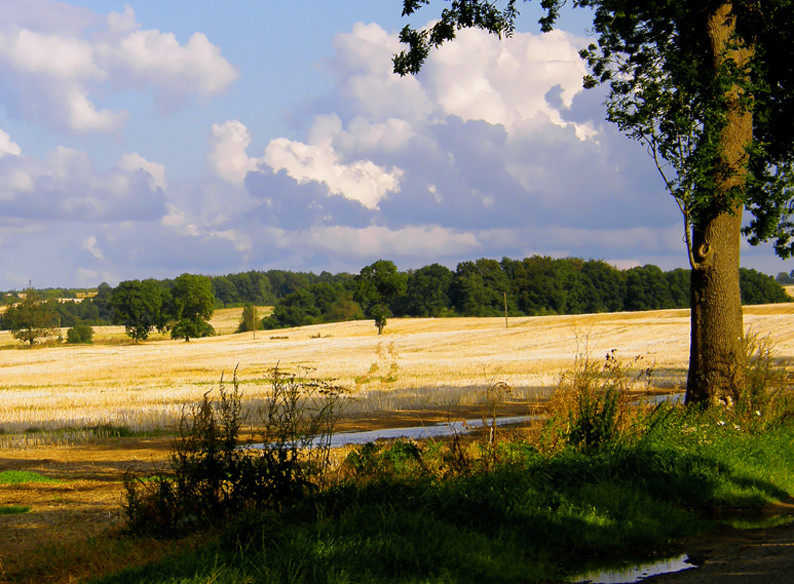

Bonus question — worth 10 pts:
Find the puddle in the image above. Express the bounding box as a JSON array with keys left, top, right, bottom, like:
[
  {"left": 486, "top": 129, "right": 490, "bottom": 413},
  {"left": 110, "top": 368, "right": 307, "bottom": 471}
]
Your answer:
[
  {"left": 244, "top": 415, "right": 538, "bottom": 450},
  {"left": 568, "top": 554, "right": 696, "bottom": 583},
  {"left": 641, "top": 393, "right": 684, "bottom": 406}
]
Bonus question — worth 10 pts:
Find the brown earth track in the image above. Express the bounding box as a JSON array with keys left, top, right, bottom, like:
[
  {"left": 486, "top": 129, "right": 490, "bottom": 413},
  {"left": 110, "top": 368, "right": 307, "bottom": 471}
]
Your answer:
[{"left": 644, "top": 500, "right": 794, "bottom": 584}]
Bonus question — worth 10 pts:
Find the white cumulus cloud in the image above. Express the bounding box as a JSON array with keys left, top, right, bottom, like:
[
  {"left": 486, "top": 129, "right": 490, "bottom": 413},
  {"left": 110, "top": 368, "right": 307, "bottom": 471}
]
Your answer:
[
  {"left": 0, "top": 127, "right": 21, "bottom": 158},
  {"left": 97, "top": 6, "right": 238, "bottom": 104},
  {"left": 118, "top": 152, "right": 167, "bottom": 190},
  {"left": 0, "top": 5, "right": 237, "bottom": 134},
  {"left": 207, "top": 120, "right": 262, "bottom": 185},
  {"left": 263, "top": 135, "right": 404, "bottom": 211}
]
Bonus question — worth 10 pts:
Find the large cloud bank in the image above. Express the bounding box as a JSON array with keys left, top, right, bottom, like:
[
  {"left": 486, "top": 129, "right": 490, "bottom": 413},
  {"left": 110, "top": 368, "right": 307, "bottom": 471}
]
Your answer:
[{"left": 2, "top": 8, "right": 777, "bottom": 289}]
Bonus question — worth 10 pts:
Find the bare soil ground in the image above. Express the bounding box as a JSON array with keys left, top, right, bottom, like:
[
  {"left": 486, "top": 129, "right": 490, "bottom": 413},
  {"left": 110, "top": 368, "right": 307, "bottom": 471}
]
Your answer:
[{"left": 646, "top": 499, "right": 794, "bottom": 584}]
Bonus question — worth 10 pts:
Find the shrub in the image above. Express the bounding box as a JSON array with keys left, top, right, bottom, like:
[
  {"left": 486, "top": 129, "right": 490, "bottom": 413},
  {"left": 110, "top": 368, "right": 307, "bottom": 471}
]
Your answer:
[
  {"left": 123, "top": 366, "right": 347, "bottom": 536},
  {"left": 542, "top": 350, "right": 653, "bottom": 452},
  {"left": 66, "top": 323, "right": 94, "bottom": 344}
]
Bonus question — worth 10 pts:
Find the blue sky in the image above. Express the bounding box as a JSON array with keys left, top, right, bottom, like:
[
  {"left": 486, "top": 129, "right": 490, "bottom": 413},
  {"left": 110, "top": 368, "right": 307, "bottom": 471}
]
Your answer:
[{"left": 0, "top": 0, "right": 790, "bottom": 290}]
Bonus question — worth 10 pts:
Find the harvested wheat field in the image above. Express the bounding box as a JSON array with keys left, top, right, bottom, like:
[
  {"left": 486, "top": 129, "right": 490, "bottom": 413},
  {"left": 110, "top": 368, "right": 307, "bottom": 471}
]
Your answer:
[
  {"left": 1, "top": 305, "right": 794, "bottom": 435},
  {"left": 1, "top": 305, "right": 794, "bottom": 583}
]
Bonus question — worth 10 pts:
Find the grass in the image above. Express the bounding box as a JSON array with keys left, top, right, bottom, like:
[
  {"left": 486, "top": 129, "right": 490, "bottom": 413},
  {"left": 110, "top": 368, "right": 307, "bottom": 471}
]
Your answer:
[
  {"left": 94, "top": 414, "right": 794, "bottom": 584},
  {"left": 0, "top": 470, "right": 59, "bottom": 484},
  {"left": 0, "top": 505, "right": 30, "bottom": 515}
]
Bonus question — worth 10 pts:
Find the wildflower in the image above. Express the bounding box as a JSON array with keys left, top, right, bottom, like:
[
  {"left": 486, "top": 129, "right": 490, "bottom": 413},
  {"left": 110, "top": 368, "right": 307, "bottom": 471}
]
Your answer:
[
  {"left": 756, "top": 410, "right": 762, "bottom": 417},
  {"left": 717, "top": 420, "right": 726, "bottom": 426}
]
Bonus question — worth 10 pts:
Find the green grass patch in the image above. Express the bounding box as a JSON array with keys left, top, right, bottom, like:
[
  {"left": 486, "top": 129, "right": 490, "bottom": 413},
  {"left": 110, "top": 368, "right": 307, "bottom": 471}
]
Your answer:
[
  {"left": 0, "top": 470, "right": 59, "bottom": 484},
  {"left": 97, "top": 415, "right": 794, "bottom": 584},
  {"left": 0, "top": 505, "right": 30, "bottom": 515}
]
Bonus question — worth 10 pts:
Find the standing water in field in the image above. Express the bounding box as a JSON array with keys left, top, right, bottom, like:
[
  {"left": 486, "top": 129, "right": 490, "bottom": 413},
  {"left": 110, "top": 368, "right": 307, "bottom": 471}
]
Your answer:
[
  {"left": 567, "top": 554, "right": 696, "bottom": 583},
  {"left": 244, "top": 415, "right": 538, "bottom": 450}
]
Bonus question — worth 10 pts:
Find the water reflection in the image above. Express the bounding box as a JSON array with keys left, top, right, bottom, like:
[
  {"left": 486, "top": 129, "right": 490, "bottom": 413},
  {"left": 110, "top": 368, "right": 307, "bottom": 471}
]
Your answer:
[
  {"left": 568, "top": 554, "right": 696, "bottom": 583},
  {"left": 245, "top": 415, "right": 538, "bottom": 450}
]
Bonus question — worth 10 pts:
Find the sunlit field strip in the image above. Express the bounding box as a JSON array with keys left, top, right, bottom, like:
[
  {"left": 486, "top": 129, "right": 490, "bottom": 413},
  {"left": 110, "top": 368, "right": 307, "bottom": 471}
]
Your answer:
[{"left": 0, "top": 305, "right": 792, "bottom": 436}]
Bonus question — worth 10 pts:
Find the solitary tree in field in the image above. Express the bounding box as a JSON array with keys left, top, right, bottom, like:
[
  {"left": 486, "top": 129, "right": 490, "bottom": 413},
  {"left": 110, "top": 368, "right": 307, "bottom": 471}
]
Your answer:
[
  {"left": 394, "top": 0, "right": 794, "bottom": 405},
  {"left": 169, "top": 273, "right": 216, "bottom": 342},
  {"left": 354, "top": 260, "right": 408, "bottom": 334},
  {"left": 238, "top": 303, "right": 259, "bottom": 338},
  {"left": 4, "top": 288, "right": 59, "bottom": 346}
]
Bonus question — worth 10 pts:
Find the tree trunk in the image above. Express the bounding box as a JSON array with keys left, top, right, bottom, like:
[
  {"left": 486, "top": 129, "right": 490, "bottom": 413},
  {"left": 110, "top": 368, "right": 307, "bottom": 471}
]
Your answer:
[{"left": 685, "top": 4, "right": 753, "bottom": 405}]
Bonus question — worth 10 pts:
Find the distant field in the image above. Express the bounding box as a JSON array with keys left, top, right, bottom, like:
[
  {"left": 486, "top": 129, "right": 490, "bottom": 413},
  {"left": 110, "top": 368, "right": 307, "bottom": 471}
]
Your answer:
[{"left": 1, "top": 304, "right": 793, "bottom": 434}]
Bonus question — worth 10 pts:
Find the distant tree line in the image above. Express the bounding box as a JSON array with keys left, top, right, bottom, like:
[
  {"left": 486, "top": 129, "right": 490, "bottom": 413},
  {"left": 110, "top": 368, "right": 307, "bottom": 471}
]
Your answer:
[
  {"left": 260, "top": 258, "right": 791, "bottom": 331},
  {"left": 775, "top": 270, "right": 794, "bottom": 285},
  {"left": 0, "top": 274, "right": 216, "bottom": 344},
  {"left": 1, "top": 259, "right": 789, "bottom": 341}
]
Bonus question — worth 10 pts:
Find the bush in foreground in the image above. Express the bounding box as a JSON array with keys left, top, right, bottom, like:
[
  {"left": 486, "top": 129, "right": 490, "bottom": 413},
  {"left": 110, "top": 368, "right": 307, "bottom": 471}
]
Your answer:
[{"left": 123, "top": 367, "right": 347, "bottom": 536}]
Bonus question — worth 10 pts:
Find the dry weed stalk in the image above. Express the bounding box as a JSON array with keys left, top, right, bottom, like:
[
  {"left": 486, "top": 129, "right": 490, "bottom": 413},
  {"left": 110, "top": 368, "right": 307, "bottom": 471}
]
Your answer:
[{"left": 542, "top": 349, "right": 654, "bottom": 452}]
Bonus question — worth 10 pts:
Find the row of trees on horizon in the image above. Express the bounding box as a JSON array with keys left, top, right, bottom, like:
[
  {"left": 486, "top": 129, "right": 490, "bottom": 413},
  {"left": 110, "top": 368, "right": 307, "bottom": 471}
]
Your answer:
[{"left": 2, "top": 256, "right": 787, "bottom": 341}]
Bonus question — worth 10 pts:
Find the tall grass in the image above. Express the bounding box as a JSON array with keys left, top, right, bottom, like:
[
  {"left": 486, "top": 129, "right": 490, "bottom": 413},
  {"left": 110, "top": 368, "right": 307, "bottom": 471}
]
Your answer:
[{"left": 123, "top": 366, "right": 347, "bottom": 536}]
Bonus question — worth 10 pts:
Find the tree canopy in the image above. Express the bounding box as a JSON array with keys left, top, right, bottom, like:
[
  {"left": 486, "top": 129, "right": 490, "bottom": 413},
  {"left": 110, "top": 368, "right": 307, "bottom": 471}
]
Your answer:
[
  {"left": 354, "top": 260, "right": 408, "bottom": 334},
  {"left": 393, "top": 1, "right": 794, "bottom": 404},
  {"left": 169, "top": 273, "right": 216, "bottom": 342},
  {"left": 3, "top": 288, "right": 59, "bottom": 346},
  {"left": 110, "top": 280, "right": 168, "bottom": 342}
]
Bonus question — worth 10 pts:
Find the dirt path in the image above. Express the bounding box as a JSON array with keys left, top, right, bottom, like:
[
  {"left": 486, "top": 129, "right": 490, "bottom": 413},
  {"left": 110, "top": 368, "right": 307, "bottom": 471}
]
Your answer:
[{"left": 646, "top": 501, "right": 794, "bottom": 584}]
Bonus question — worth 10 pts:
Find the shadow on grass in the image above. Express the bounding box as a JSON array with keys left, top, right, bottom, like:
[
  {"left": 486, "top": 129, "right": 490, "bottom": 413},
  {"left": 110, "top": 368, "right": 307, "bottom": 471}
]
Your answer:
[{"left": 96, "top": 424, "right": 794, "bottom": 584}]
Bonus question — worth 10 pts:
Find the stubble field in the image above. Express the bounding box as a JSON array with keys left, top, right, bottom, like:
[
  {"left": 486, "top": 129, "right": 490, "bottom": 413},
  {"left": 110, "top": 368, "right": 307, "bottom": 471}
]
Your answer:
[
  {"left": 2, "top": 305, "right": 794, "bottom": 436},
  {"left": 1, "top": 304, "right": 794, "bottom": 582}
]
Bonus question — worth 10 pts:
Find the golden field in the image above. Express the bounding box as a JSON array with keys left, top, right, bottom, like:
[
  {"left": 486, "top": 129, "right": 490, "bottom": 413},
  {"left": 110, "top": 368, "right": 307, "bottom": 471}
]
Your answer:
[
  {"left": 1, "top": 304, "right": 794, "bottom": 583},
  {"left": 1, "top": 304, "right": 794, "bottom": 435}
]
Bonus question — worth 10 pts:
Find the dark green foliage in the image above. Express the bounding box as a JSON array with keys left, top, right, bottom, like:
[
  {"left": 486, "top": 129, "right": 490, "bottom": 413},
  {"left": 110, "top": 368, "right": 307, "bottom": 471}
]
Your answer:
[
  {"left": 623, "top": 265, "right": 675, "bottom": 311},
  {"left": 579, "top": 259, "right": 627, "bottom": 313},
  {"left": 2, "top": 288, "right": 59, "bottom": 346},
  {"left": 262, "top": 282, "right": 364, "bottom": 329},
  {"left": 740, "top": 267, "right": 792, "bottom": 304},
  {"left": 211, "top": 271, "right": 275, "bottom": 307},
  {"left": 236, "top": 303, "right": 258, "bottom": 333},
  {"left": 0, "top": 505, "right": 30, "bottom": 515},
  {"left": 775, "top": 270, "right": 794, "bottom": 285},
  {"left": 406, "top": 263, "right": 455, "bottom": 316},
  {"left": 168, "top": 273, "right": 216, "bottom": 341},
  {"left": 665, "top": 268, "right": 691, "bottom": 308},
  {"left": 256, "top": 256, "right": 789, "bottom": 330},
  {"left": 345, "top": 441, "right": 426, "bottom": 479},
  {"left": 110, "top": 279, "right": 168, "bottom": 342},
  {"left": 354, "top": 259, "right": 408, "bottom": 334},
  {"left": 91, "top": 282, "right": 114, "bottom": 321},
  {"left": 66, "top": 323, "right": 94, "bottom": 344},
  {"left": 103, "top": 411, "right": 794, "bottom": 584},
  {"left": 452, "top": 258, "right": 516, "bottom": 317}
]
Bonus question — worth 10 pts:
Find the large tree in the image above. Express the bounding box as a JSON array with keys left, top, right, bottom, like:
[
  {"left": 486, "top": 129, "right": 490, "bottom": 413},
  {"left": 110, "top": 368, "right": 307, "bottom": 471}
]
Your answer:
[
  {"left": 354, "top": 260, "right": 408, "bottom": 334},
  {"left": 169, "top": 273, "right": 216, "bottom": 342},
  {"left": 111, "top": 279, "right": 168, "bottom": 342},
  {"left": 394, "top": 1, "right": 794, "bottom": 405},
  {"left": 3, "top": 288, "right": 59, "bottom": 346}
]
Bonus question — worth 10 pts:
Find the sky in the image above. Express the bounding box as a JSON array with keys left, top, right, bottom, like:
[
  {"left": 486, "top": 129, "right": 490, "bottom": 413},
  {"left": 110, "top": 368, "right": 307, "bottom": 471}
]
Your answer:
[{"left": 0, "top": 1, "right": 791, "bottom": 290}]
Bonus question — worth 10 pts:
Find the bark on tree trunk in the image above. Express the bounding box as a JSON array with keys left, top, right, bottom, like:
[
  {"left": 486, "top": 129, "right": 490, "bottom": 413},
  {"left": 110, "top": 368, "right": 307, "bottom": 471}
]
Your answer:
[{"left": 685, "top": 3, "right": 753, "bottom": 405}]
